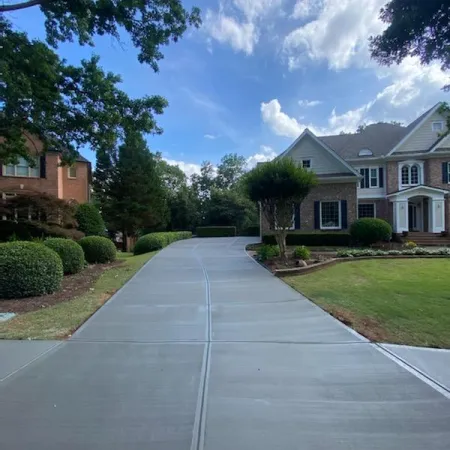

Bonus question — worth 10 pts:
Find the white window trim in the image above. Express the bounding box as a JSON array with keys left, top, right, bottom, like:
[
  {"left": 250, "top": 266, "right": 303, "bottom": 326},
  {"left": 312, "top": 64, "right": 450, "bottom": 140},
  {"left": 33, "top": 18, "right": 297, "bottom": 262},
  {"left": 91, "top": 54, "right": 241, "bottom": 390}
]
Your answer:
[
  {"left": 68, "top": 165, "right": 77, "bottom": 179},
  {"left": 2, "top": 158, "right": 40, "bottom": 178},
  {"left": 301, "top": 159, "right": 312, "bottom": 169},
  {"left": 398, "top": 160, "right": 424, "bottom": 189},
  {"left": 432, "top": 121, "right": 444, "bottom": 132},
  {"left": 357, "top": 203, "right": 376, "bottom": 219},
  {"left": 357, "top": 167, "right": 381, "bottom": 189},
  {"left": 320, "top": 200, "right": 341, "bottom": 230}
]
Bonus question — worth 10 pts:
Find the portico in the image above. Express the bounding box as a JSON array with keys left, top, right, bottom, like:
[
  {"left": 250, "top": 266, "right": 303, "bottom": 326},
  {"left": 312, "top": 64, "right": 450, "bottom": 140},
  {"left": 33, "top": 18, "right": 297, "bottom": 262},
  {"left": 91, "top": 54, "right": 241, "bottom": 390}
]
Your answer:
[{"left": 387, "top": 186, "right": 448, "bottom": 233}]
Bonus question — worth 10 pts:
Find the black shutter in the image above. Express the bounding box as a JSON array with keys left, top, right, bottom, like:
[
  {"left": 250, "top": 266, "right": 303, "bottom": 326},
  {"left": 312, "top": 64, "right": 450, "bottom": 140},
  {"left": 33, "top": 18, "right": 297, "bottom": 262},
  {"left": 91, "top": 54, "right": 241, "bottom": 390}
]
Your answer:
[
  {"left": 39, "top": 155, "right": 46, "bottom": 178},
  {"left": 314, "top": 201, "right": 320, "bottom": 229},
  {"left": 365, "top": 169, "right": 369, "bottom": 189},
  {"left": 379, "top": 167, "right": 384, "bottom": 188},
  {"left": 359, "top": 168, "right": 365, "bottom": 188},
  {"left": 294, "top": 203, "right": 301, "bottom": 229},
  {"left": 341, "top": 200, "right": 348, "bottom": 229},
  {"left": 443, "top": 162, "right": 449, "bottom": 184}
]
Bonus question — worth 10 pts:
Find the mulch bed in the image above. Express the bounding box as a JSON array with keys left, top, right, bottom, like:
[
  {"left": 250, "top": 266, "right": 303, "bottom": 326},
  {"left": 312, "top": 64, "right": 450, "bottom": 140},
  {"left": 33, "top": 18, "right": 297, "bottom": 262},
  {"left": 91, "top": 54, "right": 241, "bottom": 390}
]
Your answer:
[
  {"left": 263, "top": 252, "right": 333, "bottom": 271},
  {"left": 0, "top": 260, "right": 123, "bottom": 314}
]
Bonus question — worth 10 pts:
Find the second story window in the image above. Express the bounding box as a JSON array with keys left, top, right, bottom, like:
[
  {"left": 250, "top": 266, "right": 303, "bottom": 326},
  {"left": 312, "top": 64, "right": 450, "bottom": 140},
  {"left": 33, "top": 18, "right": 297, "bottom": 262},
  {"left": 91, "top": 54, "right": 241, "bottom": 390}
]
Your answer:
[
  {"left": 68, "top": 165, "right": 77, "bottom": 178},
  {"left": 432, "top": 121, "right": 444, "bottom": 132},
  {"left": 3, "top": 157, "right": 39, "bottom": 178},
  {"left": 359, "top": 168, "right": 383, "bottom": 189},
  {"left": 400, "top": 163, "right": 421, "bottom": 186},
  {"left": 302, "top": 159, "right": 311, "bottom": 169}
]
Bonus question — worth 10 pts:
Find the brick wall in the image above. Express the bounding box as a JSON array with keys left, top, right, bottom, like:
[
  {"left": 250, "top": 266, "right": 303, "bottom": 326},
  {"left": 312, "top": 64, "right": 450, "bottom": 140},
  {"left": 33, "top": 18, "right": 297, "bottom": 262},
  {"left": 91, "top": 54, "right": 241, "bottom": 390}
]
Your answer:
[
  {"left": 425, "top": 157, "right": 450, "bottom": 190},
  {"left": 0, "top": 134, "right": 90, "bottom": 203},
  {"left": 261, "top": 182, "right": 357, "bottom": 234},
  {"left": 386, "top": 161, "right": 398, "bottom": 194}
]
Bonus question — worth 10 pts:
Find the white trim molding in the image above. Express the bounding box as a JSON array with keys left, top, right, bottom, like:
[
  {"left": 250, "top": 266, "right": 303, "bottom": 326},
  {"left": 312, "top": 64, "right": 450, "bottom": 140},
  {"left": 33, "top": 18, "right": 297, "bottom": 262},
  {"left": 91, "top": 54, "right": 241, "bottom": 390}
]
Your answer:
[{"left": 397, "top": 160, "right": 424, "bottom": 190}]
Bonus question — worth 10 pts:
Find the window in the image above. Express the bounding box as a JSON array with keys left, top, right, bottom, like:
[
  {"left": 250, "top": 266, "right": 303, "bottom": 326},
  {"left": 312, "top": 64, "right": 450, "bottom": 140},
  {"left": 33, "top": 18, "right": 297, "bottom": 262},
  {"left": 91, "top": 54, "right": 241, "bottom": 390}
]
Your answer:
[
  {"left": 1, "top": 192, "right": 16, "bottom": 221},
  {"left": 358, "top": 149, "right": 373, "bottom": 157},
  {"left": 3, "top": 157, "right": 39, "bottom": 178},
  {"left": 320, "top": 201, "right": 340, "bottom": 229},
  {"left": 358, "top": 203, "right": 375, "bottom": 219},
  {"left": 370, "top": 168, "right": 378, "bottom": 187},
  {"left": 359, "top": 168, "right": 381, "bottom": 189},
  {"left": 400, "top": 163, "right": 421, "bottom": 186},
  {"left": 432, "top": 121, "right": 444, "bottom": 132},
  {"left": 68, "top": 165, "right": 77, "bottom": 178},
  {"left": 302, "top": 159, "right": 311, "bottom": 169}
]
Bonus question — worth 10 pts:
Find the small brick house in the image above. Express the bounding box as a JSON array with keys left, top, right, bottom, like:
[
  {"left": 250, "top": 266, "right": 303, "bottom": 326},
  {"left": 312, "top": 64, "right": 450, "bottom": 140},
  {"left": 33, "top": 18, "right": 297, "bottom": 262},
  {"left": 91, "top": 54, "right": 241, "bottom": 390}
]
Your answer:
[
  {"left": 0, "top": 134, "right": 91, "bottom": 208},
  {"left": 261, "top": 102, "right": 450, "bottom": 242}
]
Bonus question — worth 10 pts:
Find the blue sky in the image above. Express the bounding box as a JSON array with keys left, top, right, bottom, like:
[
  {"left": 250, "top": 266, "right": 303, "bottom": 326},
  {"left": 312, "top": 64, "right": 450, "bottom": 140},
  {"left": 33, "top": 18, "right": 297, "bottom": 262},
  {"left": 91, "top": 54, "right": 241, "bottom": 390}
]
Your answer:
[{"left": 6, "top": 0, "right": 449, "bottom": 176}]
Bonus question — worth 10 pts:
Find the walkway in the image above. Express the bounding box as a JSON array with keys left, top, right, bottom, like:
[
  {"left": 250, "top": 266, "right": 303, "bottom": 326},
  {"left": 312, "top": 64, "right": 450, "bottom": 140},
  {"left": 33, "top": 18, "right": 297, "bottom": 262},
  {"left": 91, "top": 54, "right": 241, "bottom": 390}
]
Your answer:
[{"left": 1, "top": 237, "right": 449, "bottom": 449}]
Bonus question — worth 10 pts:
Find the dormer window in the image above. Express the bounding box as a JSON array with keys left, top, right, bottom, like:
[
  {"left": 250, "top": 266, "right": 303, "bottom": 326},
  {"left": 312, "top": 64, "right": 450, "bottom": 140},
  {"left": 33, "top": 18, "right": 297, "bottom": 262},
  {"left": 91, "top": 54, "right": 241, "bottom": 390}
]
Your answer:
[
  {"left": 358, "top": 149, "right": 373, "bottom": 157},
  {"left": 432, "top": 121, "right": 444, "bottom": 132}
]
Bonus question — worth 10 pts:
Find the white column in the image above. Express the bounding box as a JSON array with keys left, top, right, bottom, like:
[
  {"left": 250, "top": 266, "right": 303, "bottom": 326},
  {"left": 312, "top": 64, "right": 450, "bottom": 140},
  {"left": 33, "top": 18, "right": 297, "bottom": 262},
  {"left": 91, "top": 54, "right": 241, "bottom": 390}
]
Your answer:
[
  {"left": 431, "top": 198, "right": 445, "bottom": 233},
  {"left": 393, "top": 200, "right": 408, "bottom": 233}
]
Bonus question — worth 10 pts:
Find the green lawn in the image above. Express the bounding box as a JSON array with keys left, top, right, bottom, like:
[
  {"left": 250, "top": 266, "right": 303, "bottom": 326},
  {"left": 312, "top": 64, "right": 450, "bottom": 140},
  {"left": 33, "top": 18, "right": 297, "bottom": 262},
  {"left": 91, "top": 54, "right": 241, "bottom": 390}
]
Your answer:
[
  {"left": 0, "top": 251, "right": 155, "bottom": 340},
  {"left": 284, "top": 259, "right": 450, "bottom": 348}
]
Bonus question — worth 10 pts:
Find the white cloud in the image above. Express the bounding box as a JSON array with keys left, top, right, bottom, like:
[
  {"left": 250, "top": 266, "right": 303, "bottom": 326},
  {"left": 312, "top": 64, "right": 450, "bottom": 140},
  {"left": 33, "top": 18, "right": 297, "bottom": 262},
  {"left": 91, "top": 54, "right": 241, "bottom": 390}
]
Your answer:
[
  {"left": 163, "top": 158, "right": 201, "bottom": 179},
  {"left": 298, "top": 99, "right": 322, "bottom": 107},
  {"left": 246, "top": 145, "right": 278, "bottom": 168},
  {"left": 204, "top": 11, "right": 258, "bottom": 55},
  {"left": 204, "top": 0, "right": 282, "bottom": 54},
  {"left": 291, "top": 0, "right": 324, "bottom": 19},
  {"left": 204, "top": 134, "right": 217, "bottom": 140},
  {"left": 261, "top": 99, "right": 305, "bottom": 138}
]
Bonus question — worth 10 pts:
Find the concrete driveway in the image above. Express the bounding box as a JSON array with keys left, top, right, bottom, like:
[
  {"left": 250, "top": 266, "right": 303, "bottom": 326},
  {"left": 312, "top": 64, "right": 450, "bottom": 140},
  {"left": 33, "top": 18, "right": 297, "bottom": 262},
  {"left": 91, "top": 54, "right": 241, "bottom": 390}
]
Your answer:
[{"left": 1, "top": 237, "right": 449, "bottom": 449}]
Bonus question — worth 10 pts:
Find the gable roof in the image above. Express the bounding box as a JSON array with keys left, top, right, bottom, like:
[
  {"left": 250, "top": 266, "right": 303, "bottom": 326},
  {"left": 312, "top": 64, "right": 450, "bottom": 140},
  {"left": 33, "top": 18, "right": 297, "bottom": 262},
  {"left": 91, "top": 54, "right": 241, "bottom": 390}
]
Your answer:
[
  {"left": 278, "top": 128, "right": 360, "bottom": 177},
  {"left": 429, "top": 133, "right": 450, "bottom": 153}
]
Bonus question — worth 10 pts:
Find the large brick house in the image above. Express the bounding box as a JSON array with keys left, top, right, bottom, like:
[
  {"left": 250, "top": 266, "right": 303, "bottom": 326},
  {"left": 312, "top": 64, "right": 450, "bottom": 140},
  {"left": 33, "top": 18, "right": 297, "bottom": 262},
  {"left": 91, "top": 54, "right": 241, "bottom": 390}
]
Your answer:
[
  {"left": 0, "top": 134, "right": 91, "bottom": 206},
  {"left": 261, "top": 102, "right": 450, "bottom": 242}
]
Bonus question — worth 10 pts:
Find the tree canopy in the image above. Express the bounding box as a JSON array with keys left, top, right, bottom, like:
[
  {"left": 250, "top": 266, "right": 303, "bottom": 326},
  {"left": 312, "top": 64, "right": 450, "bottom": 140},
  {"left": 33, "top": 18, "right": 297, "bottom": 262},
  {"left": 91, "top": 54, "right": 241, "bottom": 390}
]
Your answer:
[
  {"left": 0, "top": 0, "right": 201, "bottom": 71},
  {"left": 244, "top": 158, "right": 317, "bottom": 259},
  {"left": 0, "top": 18, "right": 168, "bottom": 164},
  {"left": 370, "top": 0, "right": 450, "bottom": 78}
]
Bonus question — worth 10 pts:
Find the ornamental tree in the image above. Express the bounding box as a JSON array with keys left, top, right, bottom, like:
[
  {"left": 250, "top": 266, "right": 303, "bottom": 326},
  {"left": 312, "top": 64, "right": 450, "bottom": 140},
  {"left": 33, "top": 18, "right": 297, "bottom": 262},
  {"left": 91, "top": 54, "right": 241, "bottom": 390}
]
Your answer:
[{"left": 244, "top": 158, "right": 317, "bottom": 260}]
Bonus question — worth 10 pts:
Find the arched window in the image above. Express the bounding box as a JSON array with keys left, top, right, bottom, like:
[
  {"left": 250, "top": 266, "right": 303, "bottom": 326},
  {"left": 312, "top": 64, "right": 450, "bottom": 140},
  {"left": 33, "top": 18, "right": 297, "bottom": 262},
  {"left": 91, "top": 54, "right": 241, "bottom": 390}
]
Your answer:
[
  {"left": 358, "top": 149, "right": 373, "bottom": 157},
  {"left": 401, "top": 166, "right": 410, "bottom": 185},
  {"left": 410, "top": 165, "right": 419, "bottom": 185}
]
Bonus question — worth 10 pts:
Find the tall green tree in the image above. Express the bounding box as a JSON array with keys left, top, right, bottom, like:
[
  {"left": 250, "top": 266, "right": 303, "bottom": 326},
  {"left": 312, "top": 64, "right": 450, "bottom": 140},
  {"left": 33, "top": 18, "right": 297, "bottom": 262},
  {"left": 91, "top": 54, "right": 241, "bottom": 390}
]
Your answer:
[
  {"left": 370, "top": 1, "right": 449, "bottom": 81},
  {"left": 0, "top": 19, "right": 167, "bottom": 164},
  {"left": 244, "top": 158, "right": 317, "bottom": 260},
  {"left": 216, "top": 153, "right": 247, "bottom": 189},
  {"left": 97, "top": 131, "right": 167, "bottom": 250},
  {"left": 0, "top": 0, "right": 201, "bottom": 71}
]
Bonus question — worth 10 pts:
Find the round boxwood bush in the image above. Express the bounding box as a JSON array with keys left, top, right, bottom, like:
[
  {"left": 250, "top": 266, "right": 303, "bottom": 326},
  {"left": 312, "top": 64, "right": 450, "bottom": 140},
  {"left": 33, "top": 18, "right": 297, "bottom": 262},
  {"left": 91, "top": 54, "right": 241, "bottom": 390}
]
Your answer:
[
  {"left": 75, "top": 203, "right": 105, "bottom": 236},
  {"left": 293, "top": 245, "right": 311, "bottom": 260},
  {"left": 79, "top": 236, "right": 116, "bottom": 264},
  {"left": 44, "top": 238, "right": 85, "bottom": 274},
  {"left": 350, "top": 218, "right": 393, "bottom": 246},
  {"left": 133, "top": 233, "right": 166, "bottom": 255},
  {"left": 0, "top": 242, "right": 63, "bottom": 299}
]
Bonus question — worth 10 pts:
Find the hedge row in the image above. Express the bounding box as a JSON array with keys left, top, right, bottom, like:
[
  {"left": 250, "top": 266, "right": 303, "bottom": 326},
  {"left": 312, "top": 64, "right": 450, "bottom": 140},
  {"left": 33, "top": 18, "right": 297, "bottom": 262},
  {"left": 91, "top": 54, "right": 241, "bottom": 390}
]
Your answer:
[
  {"left": 337, "top": 248, "right": 450, "bottom": 258},
  {"left": 134, "top": 231, "right": 192, "bottom": 255},
  {"left": 196, "top": 226, "right": 236, "bottom": 237},
  {"left": 239, "top": 226, "right": 260, "bottom": 237},
  {"left": 79, "top": 236, "right": 117, "bottom": 263},
  {"left": 262, "top": 232, "right": 351, "bottom": 247},
  {"left": 0, "top": 220, "right": 84, "bottom": 242}
]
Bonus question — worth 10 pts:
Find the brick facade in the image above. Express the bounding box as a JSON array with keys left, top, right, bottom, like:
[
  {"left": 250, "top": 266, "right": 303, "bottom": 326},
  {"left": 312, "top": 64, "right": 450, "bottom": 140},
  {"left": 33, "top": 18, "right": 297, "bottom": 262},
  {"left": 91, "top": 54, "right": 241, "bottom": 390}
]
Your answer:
[
  {"left": 261, "top": 182, "right": 357, "bottom": 233},
  {"left": 425, "top": 157, "right": 450, "bottom": 190},
  {"left": 0, "top": 135, "right": 90, "bottom": 203}
]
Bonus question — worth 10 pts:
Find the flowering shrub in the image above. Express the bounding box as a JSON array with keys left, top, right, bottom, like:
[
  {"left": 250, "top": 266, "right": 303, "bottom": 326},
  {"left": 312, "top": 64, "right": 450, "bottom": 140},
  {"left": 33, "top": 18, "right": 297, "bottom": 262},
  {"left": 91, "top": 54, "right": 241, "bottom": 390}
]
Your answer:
[{"left": 404, "top": 240, "right": 417, "bottom": 249}]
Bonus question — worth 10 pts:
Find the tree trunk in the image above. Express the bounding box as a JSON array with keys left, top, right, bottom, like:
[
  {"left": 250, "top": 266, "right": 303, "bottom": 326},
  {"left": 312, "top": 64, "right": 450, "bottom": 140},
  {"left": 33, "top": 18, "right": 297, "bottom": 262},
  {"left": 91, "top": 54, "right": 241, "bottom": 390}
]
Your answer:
[
  {"left": 122, "top": 229, "right": 128, "bottom": 252},
  {"left": 275, "top": 230, "right": 287, "bottom": 263}
]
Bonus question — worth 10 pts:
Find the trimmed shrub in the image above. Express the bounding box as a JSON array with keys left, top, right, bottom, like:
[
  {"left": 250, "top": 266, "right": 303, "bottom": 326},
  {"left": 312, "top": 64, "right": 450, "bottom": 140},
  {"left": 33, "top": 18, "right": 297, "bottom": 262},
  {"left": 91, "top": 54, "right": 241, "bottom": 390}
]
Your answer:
[
  {"left": 262, "top": 232, "right": 351, "bottom": 247},
  {"left": 196, "top": 226, "right": 236, "bottom": 237},
  {"left": 0, "top": 241, "right": 63, "bottom": 298},
  {"left": 257, "top": 244, "right": 280, "bottom": 261},
  {"left": 404, "top": 240, "right": 417, "bottom": 248},
  {"left": 336, "top": 247, "right": 450, "bottom": 258},
  {"left": 239, "top": 226, "right": 260, "bottom": 236},
  {"left": 79, "top": 236, "right": 116, "bottom": 264},
  {"left": 44, "top": 238, "right": 85, "bottom": 274},
  {"left": 0, "top": 220, "right": 84, "bottom": 242},
  {"left": 75, "top": 203, "right": 105, "bottom": 236},
  {"left": 350, "top": 218, "right": 392, "bottom": 246},
  {"left": 134, "top": 231, "right": 192, "bottom": 255},
  {"left": 293, "top": 245, "right": 311, "bottom": 260}
]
